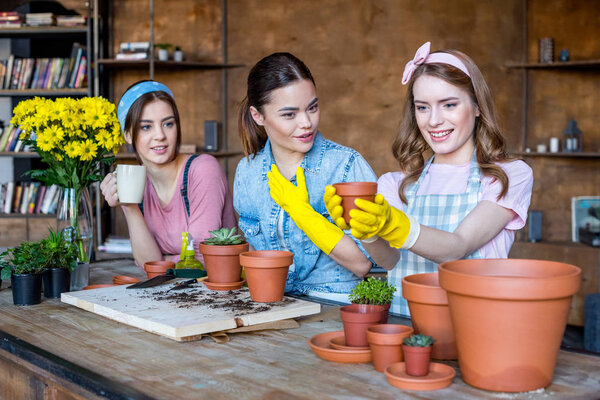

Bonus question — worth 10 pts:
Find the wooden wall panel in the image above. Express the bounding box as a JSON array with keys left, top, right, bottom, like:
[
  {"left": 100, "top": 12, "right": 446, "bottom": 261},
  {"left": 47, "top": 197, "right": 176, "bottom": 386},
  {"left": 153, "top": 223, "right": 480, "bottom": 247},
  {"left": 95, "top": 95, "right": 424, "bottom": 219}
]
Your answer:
[{"left": 28, "top": 217, "right": 58, "bottom": 242}]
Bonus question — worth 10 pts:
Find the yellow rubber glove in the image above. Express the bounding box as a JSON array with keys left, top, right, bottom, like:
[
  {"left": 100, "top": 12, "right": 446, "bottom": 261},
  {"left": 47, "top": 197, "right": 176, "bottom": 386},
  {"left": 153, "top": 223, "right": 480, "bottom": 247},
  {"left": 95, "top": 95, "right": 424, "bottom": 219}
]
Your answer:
[
  {"left": 267, "top": 165, "right": 344, "bottom": 255},
  {"left": 323, "top": 185, "right": 350, "bottom": 230},
  {"left": 349, "top": 194, "right": 418, "bottom": 249}
]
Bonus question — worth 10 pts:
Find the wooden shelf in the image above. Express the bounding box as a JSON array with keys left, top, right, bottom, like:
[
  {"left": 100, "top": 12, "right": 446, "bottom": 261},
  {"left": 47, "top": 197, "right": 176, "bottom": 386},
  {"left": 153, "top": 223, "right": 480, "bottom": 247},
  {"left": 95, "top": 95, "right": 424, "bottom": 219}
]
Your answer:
[
  {"left": 0, "top": 213, "right": 56, "bottom": 219},
  {"left": 505, "top": 59, "right": 600, "bottom": 69},
  {"left": 97, "top": 59, "right": 243, "bottom": 69},
  {"left": 114, "top": 151, "right": 244, "bottom": 159},
  {"left": 0, "top": 89, "right": 89, "bottom": 97},
  {"left": 0, "top": 26, "right": 87, "bottom": 37},
  {"left": 0, "top": 152, "right": 39, "bottom": 158},
  {"left": 514, "top": 152, "right": 600, "bottom": 159}
]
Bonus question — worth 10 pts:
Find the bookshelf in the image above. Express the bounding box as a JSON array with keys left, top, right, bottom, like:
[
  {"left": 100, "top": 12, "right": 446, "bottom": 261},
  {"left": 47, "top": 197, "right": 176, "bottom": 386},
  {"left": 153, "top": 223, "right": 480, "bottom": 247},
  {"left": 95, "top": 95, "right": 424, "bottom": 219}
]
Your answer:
[
  {"left": 0, "top": 1, "right": 96, "bottom": 247},
  {"left": 92, "top": 0, "right": 244, "bottom": 250}
]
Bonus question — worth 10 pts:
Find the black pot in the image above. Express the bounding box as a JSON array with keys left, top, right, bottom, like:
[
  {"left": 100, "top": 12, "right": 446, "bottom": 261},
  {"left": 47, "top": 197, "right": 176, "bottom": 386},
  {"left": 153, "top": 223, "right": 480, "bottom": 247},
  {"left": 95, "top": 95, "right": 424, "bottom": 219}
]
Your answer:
[
  {"left": 11, "top": 273, "right": 43, "bottom": 305},
  {"left": 42, "top": 268, "right": 71, "bottom": 298}
]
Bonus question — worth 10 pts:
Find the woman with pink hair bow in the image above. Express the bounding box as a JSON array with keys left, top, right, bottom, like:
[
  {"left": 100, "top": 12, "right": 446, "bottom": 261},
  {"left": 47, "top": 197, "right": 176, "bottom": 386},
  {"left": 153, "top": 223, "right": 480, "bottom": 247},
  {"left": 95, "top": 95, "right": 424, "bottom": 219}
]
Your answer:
[{"left": 324, "top": 42, "right": 533, "bottom": 317}]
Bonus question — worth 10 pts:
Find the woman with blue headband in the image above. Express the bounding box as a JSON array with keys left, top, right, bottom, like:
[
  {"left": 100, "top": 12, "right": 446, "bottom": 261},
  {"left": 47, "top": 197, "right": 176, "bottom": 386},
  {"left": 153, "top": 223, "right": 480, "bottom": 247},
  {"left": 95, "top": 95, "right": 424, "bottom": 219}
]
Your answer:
[{"left": 100, "top": 80, "right": 237, "bottom": 267}]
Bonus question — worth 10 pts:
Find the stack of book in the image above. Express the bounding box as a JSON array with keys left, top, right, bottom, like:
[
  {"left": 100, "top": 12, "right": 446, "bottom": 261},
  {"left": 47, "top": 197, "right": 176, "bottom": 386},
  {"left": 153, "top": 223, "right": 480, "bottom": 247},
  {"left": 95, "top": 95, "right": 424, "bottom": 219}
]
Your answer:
[
  {"left": 0, "top": 124, "right": 31, "bottom": 153},
  {"left": 25, "top": 12, "right": 54, "bottom": 26},
  {"left": 116, "top": 42, "right": 149, "bottom": 61},
  {"left": 98, "top": 237, "right": 133, "bottom": 254},
  {"left": 0, "top": 182, "right": 62, "bottom": 215},
  {"left": 56, "top": 15, "right": 85, "bottom": 27},
  {"left": 0, "top": 11, "right": 23, "bottom": 28},
  {"left": 0, "top": 42, "right": 87, "bottom": 90}
]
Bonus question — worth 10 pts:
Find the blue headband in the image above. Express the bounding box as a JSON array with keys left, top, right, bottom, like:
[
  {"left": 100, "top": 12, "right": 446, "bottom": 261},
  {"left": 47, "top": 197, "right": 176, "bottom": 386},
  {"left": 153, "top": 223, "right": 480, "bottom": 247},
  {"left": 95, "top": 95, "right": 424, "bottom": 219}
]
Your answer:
[{"left": 117, "top": 81, "right": 174, "bottom": 131}]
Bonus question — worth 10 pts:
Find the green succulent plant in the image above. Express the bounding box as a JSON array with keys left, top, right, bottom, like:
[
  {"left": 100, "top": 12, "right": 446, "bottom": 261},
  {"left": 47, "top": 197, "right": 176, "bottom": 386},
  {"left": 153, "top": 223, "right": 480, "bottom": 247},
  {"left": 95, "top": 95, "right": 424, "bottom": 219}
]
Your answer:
[
  {"left": 403, "top": 333, "right": 435, "bottom": 348},
  {"left": 202, "top": 227, "right": 246, "bottom": 245},
  {"left": 348, "top": 276, "right": 396, "bottom": 305}
]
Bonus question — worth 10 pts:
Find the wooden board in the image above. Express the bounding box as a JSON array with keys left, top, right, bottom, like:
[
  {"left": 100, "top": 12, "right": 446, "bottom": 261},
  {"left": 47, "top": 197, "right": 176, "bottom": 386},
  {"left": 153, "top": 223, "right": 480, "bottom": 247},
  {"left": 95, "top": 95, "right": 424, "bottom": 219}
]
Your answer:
[{"left": 61, "top": 282, "right": 320, "bottom": 341}]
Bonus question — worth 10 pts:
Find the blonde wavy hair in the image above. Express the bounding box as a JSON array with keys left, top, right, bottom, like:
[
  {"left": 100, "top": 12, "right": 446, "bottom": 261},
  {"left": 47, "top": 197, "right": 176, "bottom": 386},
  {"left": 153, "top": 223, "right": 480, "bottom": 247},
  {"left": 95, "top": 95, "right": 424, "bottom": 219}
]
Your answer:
[{"left": 393, "top": 49, "right": 511, "bottom": 204}]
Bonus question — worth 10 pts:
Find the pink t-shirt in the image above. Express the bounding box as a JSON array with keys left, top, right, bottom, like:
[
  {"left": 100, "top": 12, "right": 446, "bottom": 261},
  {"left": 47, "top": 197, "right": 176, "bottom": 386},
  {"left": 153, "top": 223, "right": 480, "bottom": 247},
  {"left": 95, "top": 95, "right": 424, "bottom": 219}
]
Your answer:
[
  {"left": 142, "top": 154, "right": 237, "bottom": 262},
  {"left": 377, "top": 159, "right": 533, "bottom": 258}
]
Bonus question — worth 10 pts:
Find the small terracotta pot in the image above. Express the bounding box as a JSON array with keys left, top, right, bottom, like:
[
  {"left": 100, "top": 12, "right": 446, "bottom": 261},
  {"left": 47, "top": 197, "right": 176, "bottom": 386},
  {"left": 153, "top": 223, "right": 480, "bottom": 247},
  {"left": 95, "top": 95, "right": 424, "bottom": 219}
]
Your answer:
[
  {"left": 367, "top": 324, "right": 414, "bottom": 372},
  {"left": 82, "top": 284, "right": 118, "bottom": 290},
  {"left": 439, "top": 259, "right": 581, "bottom": 392},
  {"left": 403, "top": 345, "right": 432, "bottom": 376},
  {"left": 197, "top": 242, "right": 249, "bottom": 283},
  {"left": 332, "top": 182, "right": 377, "bottom": 224},
  {"left": 402, "top": 272, "right": 457, "bottom": 360},
  {"left": 340, "top": 304, "right": 385, "bottom": 347},
  {"left": 143, "top": 260, "right": 175, "bottom": 279},
  {"left": 240, "top": 250, "right": 293, "bottom": 302}
]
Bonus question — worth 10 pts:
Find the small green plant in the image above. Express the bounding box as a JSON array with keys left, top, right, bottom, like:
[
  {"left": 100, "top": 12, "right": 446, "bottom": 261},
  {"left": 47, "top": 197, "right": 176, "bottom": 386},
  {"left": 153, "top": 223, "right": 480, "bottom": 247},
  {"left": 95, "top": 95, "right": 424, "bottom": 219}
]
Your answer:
[
  {"left": 154, "top": 43, "right": 172, "bottom": 50},
  {"left": 42, "top": 227, "right": 78, "bottom": 272},
  {"left": 403, "top": 334, "right": 435, "bottom": 347},
  {"left": 0, "top": 241, "right": 46, "bottom": 279},
  {"left": 348, "top": 276, "right": 396, "bottom": 305},
  {"left": 202, "top": 227, "right": 246, "bottom": 245}
]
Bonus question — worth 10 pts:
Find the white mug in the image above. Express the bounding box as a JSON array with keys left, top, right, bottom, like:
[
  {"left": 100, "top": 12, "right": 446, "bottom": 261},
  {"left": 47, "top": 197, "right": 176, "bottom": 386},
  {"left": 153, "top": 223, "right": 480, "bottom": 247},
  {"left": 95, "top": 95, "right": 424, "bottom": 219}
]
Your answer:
[{"left": 116, "top": 164, "right": 146, "bottom": 204}]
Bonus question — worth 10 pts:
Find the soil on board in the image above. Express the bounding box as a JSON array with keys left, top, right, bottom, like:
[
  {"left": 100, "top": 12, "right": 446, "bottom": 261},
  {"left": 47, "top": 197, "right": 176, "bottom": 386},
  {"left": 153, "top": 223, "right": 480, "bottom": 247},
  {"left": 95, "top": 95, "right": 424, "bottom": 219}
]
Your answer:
[{"left": 134, "top": 283, "right": 296, "bottom": 313}]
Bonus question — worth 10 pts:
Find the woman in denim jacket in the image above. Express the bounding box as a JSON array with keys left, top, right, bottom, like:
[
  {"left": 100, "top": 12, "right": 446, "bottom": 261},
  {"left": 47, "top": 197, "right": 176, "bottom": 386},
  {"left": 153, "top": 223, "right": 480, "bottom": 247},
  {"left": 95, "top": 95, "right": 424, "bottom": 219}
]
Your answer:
[{"left": 234, "top": 52, "right": 377, "bottom": 302}]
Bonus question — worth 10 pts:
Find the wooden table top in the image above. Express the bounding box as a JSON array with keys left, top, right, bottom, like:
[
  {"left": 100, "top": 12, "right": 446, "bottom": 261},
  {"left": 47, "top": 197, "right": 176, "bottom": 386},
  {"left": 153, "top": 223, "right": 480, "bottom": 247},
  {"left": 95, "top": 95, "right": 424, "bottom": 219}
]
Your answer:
[{"left": 0, "top": 259, "right": 599, "bottom": 399}]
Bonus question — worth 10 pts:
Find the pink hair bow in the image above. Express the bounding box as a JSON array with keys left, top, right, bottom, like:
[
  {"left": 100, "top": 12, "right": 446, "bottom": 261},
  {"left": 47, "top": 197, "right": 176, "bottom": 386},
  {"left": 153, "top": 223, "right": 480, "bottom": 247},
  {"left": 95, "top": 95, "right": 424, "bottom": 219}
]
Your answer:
[{"left": 401, "top": 42, "right": 431, "bottom": 85}]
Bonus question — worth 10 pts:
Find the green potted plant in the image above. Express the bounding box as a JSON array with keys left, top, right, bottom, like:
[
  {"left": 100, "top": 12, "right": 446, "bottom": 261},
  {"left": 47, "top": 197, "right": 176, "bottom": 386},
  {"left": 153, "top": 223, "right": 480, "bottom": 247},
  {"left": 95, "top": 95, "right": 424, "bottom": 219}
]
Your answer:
[
  {"left": 1, "top": 241, "right": 46, "bottom": 305},
  {"left": 402, "top": 333, "right": 435, "bottom": 376},
  {"left": 197, "top": 227, "right": 249, "bottom": 284},
  {"left": 41, "top": 227, "right": 78, "bottom": 298},
  {"left": 349, "top": 276, "right": 396, "bottom": 323},
  {"left": 155, "top": 43, "right": 172, "bottom": 61}
]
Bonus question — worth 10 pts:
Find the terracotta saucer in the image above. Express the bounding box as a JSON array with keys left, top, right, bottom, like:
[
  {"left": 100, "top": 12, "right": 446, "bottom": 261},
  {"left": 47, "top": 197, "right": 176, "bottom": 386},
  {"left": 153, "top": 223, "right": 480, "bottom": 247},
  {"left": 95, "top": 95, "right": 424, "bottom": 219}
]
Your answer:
[
  {"left": 112, "top": 275, "right": 141, "bottom": 285},
  {"left": 82, "top": 284, "right": 118, "bottom": 290},
  {"left": 329, "top": 334, "right": 370, "bottom": 351},
  {"left": 199, "top": 277, "right": 245, "bottom": 291},
  {"left": 308, "top": 331, "right": 372, "bottom": 363},
  {"left": 384, "top": 362, "right": 456, "bottom": 391}
]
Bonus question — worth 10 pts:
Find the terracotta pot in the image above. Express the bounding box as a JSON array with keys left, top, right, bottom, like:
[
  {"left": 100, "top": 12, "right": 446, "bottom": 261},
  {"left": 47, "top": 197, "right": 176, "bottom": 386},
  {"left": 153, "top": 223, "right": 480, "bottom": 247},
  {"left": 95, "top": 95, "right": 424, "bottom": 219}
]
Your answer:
[
  {"left": 332, "top": 182, "right": 377, "bottom": 224},
  {"left": 402, "top": 345, "right": 432, "bottom": 376},
  {"left": 366, "top": 324, "right": 414, "bottom": 372},
  {"left": 143, "top": 260, "right": 175, "bottom": 279},
  {"left": 340, "top": 304, "right": 385, "bottom": 347},
  {"left": 197, "top": 242, "right": 249, "bottom": 283},
  {"left": 239, "top": 250, "right": 293, "bottom": 302},
  {"left": 82, "top": 284, "right": 118, "bottom": 290},
  {"left": 402, "top": 272, "right": 457, "bottom": 360},
  {"left": 439, "top": 259, "right": 581, "bottom": 392}
]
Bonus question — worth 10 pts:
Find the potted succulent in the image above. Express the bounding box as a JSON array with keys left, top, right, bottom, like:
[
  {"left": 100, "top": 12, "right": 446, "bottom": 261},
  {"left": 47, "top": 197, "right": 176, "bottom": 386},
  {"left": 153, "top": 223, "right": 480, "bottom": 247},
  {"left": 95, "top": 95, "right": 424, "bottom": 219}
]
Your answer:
[
  {"left": 402, "top": 333, "right": 435, "bottom": 377},
  {"left": 1, "top": 241, "right": 46, "bottom": 305},
  {"left": 349, "top": 276, "right": 396, "bottom": 323},
  {"left": 41, "top": 227, "right": 78, "bottom": 298},
  {"left": 197, "top": 227, "right": 249, "bottom": 284},
  {"left": 155, "top": 43, "right": 172, "bottom": 61}
]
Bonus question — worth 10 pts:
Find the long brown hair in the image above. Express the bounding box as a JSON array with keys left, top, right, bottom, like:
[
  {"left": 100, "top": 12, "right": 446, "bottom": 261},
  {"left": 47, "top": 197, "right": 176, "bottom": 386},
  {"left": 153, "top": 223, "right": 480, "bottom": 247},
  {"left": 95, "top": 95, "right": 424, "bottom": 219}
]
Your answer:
[
  {"left": 121, "top": 80, "right": 182, "bottom": 163},
  {"left": 238, "top": 52, "right": 315, "bottom": 157},
  {"left": 393, "top": 49, "right": 511, "bottom": 204}
]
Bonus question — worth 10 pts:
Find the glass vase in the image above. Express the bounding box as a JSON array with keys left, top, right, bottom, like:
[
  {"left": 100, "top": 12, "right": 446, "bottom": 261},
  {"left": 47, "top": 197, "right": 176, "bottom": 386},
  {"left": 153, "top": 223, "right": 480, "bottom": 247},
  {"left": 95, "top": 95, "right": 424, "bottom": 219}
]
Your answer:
[{"left": 57, "top": 187, "right": 93, "bottom": 291}]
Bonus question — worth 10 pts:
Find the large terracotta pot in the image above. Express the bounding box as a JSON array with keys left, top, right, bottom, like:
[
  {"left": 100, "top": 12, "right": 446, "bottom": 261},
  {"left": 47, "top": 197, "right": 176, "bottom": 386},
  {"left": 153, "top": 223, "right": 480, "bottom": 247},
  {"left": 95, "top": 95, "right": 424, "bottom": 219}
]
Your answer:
[
  {"left": 340, "top": 304, "right": 385, "bottom": 347},
  {"left": 143, "top": 260, "right": 174, "bottom": 279},
  {"left": 332, "top": 182, "right": 377, "bottom": 224},
  {"left": 439, "top": 259, "right": 581, "bottom": 392},
  {"left": 402, "top": 272, "right": 457, "bottom": 360},
  {"left": 240, "top": 250, "right": 293, "bottom": 302},
  {"left": 366, "top": 324, "right": 414, "bottom": 372},
  {"left": 197, "top": 242, "right": 249, "bottom": 283}
]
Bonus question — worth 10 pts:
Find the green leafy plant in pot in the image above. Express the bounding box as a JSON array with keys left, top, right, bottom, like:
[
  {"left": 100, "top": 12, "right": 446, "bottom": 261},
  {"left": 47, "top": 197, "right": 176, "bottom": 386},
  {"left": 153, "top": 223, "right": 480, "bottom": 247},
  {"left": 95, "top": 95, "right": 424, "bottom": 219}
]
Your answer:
[
  {"left": 155, "top": 43, "right": 172, "bottom": 61},
  {"left": 41, "top": 227, "right": 78, "bottom": 298},
  {"left": 402, "top": 333, "right": 436, "bottom": 377},
  {"left": 349, "top": 276, "right": 396, "bottom": 323},
  {"left": 197, "top": 227, "right": 249, "bottom": 285},
  {"left": 1, "top": 241, "right": 46, "bottom": 305}
]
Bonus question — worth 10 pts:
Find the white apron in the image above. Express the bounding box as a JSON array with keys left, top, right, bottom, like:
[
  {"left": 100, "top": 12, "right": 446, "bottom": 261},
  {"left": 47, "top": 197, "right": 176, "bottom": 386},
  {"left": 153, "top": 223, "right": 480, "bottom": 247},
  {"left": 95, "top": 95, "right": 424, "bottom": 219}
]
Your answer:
[{"left": 389, "top": 155, "right": 483, "bottom": 317}]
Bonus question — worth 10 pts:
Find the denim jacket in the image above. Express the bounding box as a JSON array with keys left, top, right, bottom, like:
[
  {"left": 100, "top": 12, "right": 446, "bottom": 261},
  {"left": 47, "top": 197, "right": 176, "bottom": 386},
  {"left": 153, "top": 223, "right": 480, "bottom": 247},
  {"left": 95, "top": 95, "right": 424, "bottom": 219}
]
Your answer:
[{"left": 233, "top": 132, "right": 377, "bottom": 295}]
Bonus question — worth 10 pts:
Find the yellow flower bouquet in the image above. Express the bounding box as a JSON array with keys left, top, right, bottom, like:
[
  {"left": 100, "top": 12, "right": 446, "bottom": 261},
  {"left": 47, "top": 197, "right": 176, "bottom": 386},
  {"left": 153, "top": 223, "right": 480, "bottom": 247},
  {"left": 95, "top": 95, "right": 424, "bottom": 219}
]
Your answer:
[{"left": 11, "top": 97, "right": 124, "bottom": 262}]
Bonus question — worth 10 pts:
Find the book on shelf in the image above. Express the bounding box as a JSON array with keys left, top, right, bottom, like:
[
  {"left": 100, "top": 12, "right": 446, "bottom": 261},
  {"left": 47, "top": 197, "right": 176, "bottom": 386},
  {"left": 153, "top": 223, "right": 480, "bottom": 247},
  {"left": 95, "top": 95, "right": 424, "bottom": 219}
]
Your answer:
[
  {"left": 115, "top": 52, "right": 148, "bottom": 61},
  {"left": 34, "top": 185, "right": 46, "bottom": 214},
  {"left": 6, "top": 127, "right": 22, "bottom": 152},
  {"left": 27, "top": 182, "right": 40, "bottom": 214},
  {"left": 98, "top": 236, "right": 133, "bottom": 254},
  {"left": 56, "top": 15, "right": 85, "bottom": 27},
  {"left": 3, "top": 182, "right": 14, "bottom": 214},
  {"left": 3, "top": 55, "right": 14, "bottom": 89},
  {"left": 0, "top": 124, "right": 15, "bottom": 151},
  {"left": 25, "top": 13, "right": 55, "bottom": 27}
]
